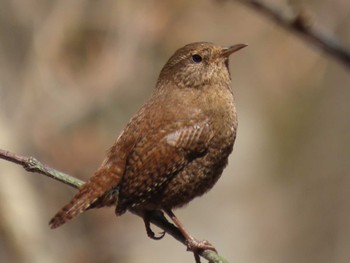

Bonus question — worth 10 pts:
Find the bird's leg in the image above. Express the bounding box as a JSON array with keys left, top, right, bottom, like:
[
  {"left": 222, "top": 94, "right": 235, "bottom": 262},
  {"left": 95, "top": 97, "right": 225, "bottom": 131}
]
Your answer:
[
  {"left": 164, "top": 209, "right": 217, "bottom": 256},
  {"left": 142, "top": 210, "right": 166, "bottom": 240},
  {"left": 193, "top": 252, "right": 201, "bottom": 263}
]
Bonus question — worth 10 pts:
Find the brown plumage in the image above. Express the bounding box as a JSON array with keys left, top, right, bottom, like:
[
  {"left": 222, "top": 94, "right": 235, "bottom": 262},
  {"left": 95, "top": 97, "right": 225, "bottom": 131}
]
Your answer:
[{"left": 49, "top": 42, "right": 246, "bottom": 255}]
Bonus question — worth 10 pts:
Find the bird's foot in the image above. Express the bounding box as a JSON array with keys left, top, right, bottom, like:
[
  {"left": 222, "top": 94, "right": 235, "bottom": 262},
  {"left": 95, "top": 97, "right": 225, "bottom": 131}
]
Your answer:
[
  {"left": 186, "top": 238, "right": 217, "bottom": 263},
  {"left": 146, "top": 225, "right": 166, "bottom": 240},
  {"left": 185, "top": 237, "right": 217, "bottom": 253},
  {"left": 142, "top": 210, "right": 166, "bottom": 240}
]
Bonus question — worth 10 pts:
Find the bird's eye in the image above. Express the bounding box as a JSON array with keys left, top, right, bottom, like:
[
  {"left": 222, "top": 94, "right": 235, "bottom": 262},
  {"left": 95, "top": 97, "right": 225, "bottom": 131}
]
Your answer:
[{"left": 191, "top": 54, "right": 203, "bottom": 63}]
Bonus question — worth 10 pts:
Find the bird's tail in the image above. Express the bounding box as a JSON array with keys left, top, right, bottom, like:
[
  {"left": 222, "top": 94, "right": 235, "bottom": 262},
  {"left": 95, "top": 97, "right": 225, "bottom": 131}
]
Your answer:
[
  {"left": 49, "top": 182, "right": 99, "bottom": 228},
  {"left": 49, "top": 152, "right": 126, "bottom": 228}
]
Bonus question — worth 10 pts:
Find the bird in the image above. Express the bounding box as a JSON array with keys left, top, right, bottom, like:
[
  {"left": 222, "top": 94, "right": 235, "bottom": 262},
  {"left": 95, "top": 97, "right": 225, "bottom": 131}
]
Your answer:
[{"left": 49, "top": 41, "right": 246, "bottom": 256}]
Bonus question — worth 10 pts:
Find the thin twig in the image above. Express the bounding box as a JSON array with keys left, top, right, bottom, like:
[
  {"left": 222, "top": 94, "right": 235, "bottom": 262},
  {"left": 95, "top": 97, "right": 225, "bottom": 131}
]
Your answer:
[
  {"left": 233, "top": 0, "right": 350, "bottom": 68},
  {"left": 0, "top": 148, "right": 229, "bottom": 263}
]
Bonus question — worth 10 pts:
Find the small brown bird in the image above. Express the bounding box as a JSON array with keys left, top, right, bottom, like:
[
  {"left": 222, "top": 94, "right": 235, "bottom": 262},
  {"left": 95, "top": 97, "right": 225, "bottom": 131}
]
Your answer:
[{"left": 50, "top": 42, "right": 246, "bottom": 255}]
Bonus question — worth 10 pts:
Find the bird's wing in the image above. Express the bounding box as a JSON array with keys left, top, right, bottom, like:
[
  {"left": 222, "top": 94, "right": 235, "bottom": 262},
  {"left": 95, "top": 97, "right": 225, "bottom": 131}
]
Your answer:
[
  {"left": 49, "top": 116, "right": 212, "bottom": 228},
  {"left": 116, "top": 117, "right": 212, "bottom": 213}
]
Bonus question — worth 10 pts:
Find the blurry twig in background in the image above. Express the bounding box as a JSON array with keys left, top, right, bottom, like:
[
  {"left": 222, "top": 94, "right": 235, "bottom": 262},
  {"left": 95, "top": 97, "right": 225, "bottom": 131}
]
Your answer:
[
  {"left": 0, "top": 149, "right": 229, "bottom": 263},
  {"left": 232, "top": 0, "right": 350, "bottom": 68}
]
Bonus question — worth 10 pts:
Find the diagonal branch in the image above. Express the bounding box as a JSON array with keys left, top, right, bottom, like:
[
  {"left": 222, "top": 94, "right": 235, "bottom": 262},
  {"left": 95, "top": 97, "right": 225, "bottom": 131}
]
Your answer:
[
  {"left": 0, "top": 148, "right": 229, "bottom": 263},
  {"left": 233, "top": 0, "right": 350, "bottom": 68}
]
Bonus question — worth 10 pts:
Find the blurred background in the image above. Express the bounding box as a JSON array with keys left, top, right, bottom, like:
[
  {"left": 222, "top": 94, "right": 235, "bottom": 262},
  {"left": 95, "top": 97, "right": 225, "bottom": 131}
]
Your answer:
[{"left": 0, "top": 0, "right": 349, "bottom": 262}]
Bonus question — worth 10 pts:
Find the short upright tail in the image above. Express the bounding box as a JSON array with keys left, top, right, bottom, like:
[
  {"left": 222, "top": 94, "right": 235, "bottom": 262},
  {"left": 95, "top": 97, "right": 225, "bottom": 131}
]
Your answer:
[
  {"left": 49, "top": 134, "right": 133, "bottom": 228},
  {"left": 49, "top": 183, "right": 100, "bottom": 228},
  {"left": 49, "top": 149, "right": 127, "bottom": 228}
]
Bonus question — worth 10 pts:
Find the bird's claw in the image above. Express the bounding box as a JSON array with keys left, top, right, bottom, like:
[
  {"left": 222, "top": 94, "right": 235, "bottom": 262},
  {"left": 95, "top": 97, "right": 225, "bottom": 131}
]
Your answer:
[
  {"left": 185, "top": 238, "right": 217, "bottom": 263},
  {"left": 186, "top": 238, "right": 217, "bottom": 253},
  {"left": 147, "top": 228, "right": 166, "bottom": 240},
  {"left": 145, "top": 219, "right": 166, "bottom": 240}
]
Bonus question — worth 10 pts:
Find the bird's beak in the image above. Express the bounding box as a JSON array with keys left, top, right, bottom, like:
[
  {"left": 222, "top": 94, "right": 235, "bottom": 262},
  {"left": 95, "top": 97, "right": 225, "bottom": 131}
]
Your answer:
[{"left": 221, "top": 44, "right": 248, "bottom": 57}]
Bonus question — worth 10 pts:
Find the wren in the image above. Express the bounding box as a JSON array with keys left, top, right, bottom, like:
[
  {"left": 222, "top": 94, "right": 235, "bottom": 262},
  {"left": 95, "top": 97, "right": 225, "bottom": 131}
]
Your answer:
[{"left": 50, "top": 42, "right": 246, "bottom": 255}]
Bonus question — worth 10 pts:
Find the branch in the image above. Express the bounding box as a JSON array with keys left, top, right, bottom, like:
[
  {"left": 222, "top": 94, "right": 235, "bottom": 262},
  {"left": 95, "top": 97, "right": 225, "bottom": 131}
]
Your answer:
[
  {"left": 0, "top": 149, "right": 229, "bottom": 263},
  {"left": 233, "top": 0, "right": 350, "bottom": 68}
]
